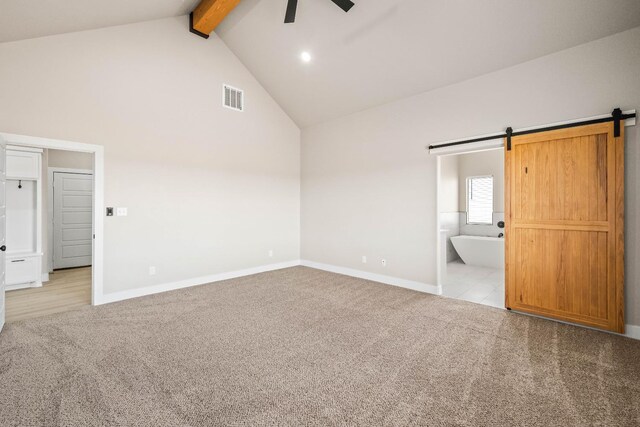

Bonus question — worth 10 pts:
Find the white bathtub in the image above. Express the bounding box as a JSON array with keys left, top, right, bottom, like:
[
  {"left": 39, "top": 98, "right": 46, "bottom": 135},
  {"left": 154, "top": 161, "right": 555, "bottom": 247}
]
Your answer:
[{"left": 450, "top": 235, "right": 504, "bottom": 269}]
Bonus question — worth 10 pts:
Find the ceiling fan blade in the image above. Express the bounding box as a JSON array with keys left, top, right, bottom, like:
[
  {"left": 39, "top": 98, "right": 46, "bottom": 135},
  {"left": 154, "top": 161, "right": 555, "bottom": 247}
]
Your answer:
[
  {"left": 330, "top": 0, "right": 355, "bottom": 13},
  {"left": 285, "top": 0, "right": 298, "bottom": 23}
]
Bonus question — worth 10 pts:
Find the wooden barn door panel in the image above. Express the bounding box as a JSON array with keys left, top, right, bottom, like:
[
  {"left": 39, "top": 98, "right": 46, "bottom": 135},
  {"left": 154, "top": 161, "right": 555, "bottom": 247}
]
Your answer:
[{"left": 505, "top": 123, "right": 624, "bottom": 333}]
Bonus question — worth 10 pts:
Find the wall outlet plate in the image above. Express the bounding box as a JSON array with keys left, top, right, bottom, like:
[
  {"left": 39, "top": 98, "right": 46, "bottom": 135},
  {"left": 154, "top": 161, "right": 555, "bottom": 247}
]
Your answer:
[{"left": 116, "top": 207, "right": 128, "bottom": 217}]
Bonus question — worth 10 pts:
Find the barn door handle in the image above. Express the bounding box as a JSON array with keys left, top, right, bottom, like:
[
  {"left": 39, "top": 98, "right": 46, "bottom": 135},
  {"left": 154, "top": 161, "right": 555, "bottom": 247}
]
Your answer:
[{"left": 0, "top": 245, "right": 6, "bottom": 252}]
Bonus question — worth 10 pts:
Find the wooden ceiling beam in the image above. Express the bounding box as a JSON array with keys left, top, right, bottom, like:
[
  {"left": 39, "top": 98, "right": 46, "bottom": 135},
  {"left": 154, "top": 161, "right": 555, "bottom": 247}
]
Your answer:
[{"left": 190, "top": 0, "right": 241, "bottom": 39}]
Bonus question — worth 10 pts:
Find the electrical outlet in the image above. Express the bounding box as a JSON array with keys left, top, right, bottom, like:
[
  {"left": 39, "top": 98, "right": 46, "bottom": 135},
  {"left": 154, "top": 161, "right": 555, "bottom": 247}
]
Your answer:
[
  {"left": 381, "top": 259, "right": 387, "bottom": 267},
  {"left": 116, "top": 207, "right": 128, "bottom": 217},
  {"left": 268, "top": 250, "right": 274, "bottom": 257},
  {"left": 362, "top": 256, "right": 367, "bottom": 264},
  {"left": 149, "top": 266, "right": 156, "bottom": 276}
]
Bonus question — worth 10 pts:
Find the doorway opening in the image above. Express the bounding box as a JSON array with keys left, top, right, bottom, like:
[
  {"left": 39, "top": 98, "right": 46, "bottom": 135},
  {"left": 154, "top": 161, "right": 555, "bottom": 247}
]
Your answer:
[
  {"left": 5, "top": 148, "right": 94, "bottom": 322},
  {"left": 0, "top": 132, "right": 104, "bottom": 330},
  {"left": 437, "top": 148, "right": 505, "bottom": 308}
]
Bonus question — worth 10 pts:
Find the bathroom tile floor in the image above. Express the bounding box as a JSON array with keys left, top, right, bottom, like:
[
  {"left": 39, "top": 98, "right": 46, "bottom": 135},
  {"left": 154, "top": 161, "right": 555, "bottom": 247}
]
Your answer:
[{"left": 442, "top": 260, "right": 505, "bottom": 309}]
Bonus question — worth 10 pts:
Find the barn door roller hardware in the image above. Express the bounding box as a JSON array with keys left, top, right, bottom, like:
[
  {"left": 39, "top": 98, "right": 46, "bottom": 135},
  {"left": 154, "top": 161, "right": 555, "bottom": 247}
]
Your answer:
[
  {"left": 428, "top": 108, "right": 636, "bottom": 152},
  {"left": 612, "top": 108, "right": 623, "bottom": 137},
  {"left": 504, "top": 108, "right": 633, "bottom": 150}
]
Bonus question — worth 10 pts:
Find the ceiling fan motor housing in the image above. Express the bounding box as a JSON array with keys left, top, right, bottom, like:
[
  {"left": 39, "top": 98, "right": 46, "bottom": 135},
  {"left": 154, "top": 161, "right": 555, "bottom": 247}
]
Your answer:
[{"left": 285, "top": 0, "right": 355, "bottom": 24}]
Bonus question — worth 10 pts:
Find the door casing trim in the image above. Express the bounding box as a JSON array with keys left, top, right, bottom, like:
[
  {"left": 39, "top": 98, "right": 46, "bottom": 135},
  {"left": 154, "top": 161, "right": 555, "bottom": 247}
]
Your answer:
[{"left": 0, "top": 132, "right": 104, "bottom": 306}]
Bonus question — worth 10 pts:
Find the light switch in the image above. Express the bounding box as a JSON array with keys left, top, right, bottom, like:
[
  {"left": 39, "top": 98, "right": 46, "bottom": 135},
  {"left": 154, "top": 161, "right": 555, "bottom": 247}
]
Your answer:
[{"left": 116, "top": 207, "right": 128, "bottom": 217}]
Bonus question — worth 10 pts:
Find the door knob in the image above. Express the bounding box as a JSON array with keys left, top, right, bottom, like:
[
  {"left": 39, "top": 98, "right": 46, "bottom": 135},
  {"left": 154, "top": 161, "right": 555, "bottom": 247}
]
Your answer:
[{"left": 0, "top": 245, "right": 5, "bottom": 252}]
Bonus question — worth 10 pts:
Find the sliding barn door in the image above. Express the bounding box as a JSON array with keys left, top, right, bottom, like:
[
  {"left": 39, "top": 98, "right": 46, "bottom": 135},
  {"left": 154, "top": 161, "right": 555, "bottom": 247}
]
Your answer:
[{"left": 505, "top": 122, "right": 624, "bottom": 333}]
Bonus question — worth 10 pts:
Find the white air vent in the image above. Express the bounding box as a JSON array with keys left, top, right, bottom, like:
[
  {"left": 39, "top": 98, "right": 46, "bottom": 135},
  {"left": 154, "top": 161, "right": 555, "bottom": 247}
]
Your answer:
[{"left": 223, "top": 84, "right": 243, "bottom": 111}]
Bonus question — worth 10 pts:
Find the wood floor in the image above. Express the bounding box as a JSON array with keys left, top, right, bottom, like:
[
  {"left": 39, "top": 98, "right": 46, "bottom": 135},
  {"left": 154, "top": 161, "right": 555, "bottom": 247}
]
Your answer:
[{"left": 6, "top": 267, "right": 91, "bottom": 323}]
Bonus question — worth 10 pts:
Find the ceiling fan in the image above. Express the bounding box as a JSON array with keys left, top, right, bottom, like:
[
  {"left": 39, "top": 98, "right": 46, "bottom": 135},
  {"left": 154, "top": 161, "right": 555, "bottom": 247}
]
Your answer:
[{"left": 285, "top": 0, "right": 355, "bottom": 23}]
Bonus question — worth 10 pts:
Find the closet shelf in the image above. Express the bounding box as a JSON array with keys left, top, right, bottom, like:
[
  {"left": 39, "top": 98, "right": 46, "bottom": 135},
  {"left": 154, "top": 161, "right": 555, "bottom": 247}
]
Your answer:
[
  {"left": 6, "top": 251, "right": 42, "bottom": 258},
  {"left": 5, "top": 148, "right": 43, "bottom": 291},
  {"left": 7, "top": 177, "right": 38, "bottom": 182}
]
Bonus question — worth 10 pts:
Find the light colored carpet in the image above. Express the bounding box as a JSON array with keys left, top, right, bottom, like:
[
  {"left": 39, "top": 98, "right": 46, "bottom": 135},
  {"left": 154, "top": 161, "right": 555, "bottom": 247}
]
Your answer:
[{"left": 0, "top": 266, "right": 639, "bottom": 426}]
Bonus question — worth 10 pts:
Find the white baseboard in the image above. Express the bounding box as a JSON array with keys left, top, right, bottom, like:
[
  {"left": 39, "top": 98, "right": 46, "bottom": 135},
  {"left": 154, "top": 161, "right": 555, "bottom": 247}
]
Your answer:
[
  {"left": 300, "top": 260, "right": 441, "bottom": 296},
  {"left": 95, "top": 260, "right": 301, "bottom": 305},
  {"left": 625, "top": 324, "right": 640, "bottom": 341},
  {"left": 90, "top": 258, "right": 639, "bottom": 341},
  {"left": 5, "top": 281, "right": 42, "bottom": 292},
  {"left": 41, "top": 273, "right": 49, "bottom": 283}
]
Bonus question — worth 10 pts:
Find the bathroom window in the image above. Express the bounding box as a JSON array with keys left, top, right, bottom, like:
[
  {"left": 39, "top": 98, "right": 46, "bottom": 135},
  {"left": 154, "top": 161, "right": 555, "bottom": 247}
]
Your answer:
[{"left": 466, "top": 176, "right": 493, "bottom": 225}]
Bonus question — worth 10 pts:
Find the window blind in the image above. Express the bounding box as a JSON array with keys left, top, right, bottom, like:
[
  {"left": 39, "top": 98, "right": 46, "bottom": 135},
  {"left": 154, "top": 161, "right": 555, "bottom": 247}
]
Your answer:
[{"left": 467, "top": 176, "right": 493, "bottom": 224}]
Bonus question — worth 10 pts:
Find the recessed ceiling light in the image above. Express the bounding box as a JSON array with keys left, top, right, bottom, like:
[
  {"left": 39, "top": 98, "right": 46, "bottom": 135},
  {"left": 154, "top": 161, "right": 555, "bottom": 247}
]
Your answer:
[{"left": 300, "top": 51, "right": 312, "bottom": 63}]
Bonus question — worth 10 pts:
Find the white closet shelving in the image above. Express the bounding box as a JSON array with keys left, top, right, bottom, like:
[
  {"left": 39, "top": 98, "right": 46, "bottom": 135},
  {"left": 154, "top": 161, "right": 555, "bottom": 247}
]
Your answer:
[{"left": 5, "top": 146, "right": 43, "bottom": 291}]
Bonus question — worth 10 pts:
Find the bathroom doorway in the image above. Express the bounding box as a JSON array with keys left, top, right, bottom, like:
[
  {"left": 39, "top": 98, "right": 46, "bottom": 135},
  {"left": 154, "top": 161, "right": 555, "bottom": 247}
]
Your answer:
[{"left": 437, "top": 148, "right": 505, "bottom": 308}]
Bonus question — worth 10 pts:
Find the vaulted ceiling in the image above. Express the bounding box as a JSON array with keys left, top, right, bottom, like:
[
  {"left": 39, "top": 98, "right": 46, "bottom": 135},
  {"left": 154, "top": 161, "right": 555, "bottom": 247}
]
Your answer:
[
  {"left": 1, "top": 0, "right": 640, "bottom": 127},
  {"left": 216, "top": 0, "right": 640, "bottom": 126},
  {"left": 0, "top": 0, "right": 200, "bottom": 43}
]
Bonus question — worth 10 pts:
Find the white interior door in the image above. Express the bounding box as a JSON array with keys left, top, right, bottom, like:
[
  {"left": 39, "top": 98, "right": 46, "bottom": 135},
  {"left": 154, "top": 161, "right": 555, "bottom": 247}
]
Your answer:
[
  {"left": 53, "top": 172, "right": 93, "bottom": 269},
  {"left": 0, "top": 136, "right": 7, "bottom": 331}
]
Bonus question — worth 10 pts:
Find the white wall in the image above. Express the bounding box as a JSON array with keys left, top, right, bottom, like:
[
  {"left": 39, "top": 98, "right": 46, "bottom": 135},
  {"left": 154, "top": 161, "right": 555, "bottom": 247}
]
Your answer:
[
  {"left": 438, "top": 155, "right": 460, "bottom": 263},
  {"left": 0, "top": 16, "right": 300, "bottom": 295},
  {"left": 439, "top": 155, "right": 459, "bottom": 213},
  {"left": 301, "top": 26, "right": 640, "bottom": 326},
  {"left": 457, "top": 149, "right": 504, "bottom": 213},
  {"left": 48, "top": 149, "right": 93, "bottom": 170}
]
